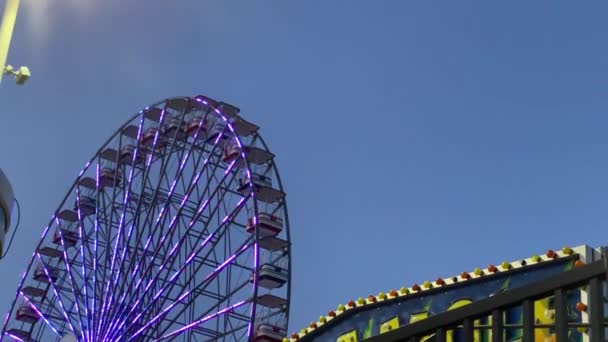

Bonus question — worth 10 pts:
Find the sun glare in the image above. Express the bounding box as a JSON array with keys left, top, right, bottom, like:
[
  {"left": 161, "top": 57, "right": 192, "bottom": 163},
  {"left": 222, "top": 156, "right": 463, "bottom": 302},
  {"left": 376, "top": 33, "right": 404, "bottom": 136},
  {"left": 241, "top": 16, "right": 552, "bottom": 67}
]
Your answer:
[{"left": 21, "top": 0, "right": 97, "bottom": 43}]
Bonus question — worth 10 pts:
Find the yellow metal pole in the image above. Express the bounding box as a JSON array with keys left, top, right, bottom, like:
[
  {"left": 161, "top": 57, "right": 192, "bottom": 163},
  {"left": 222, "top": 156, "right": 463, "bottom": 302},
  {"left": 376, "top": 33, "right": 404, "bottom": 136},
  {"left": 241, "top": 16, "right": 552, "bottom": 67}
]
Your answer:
[{"left": 0, "top": 0, "right": 20, "bottom": 86}]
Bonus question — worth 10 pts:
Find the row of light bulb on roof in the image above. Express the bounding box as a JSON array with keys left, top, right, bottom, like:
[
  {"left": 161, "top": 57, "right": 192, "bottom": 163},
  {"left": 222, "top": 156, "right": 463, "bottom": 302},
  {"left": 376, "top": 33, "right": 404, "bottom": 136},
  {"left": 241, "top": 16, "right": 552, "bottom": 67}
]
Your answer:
[{"left": 285, "top": 246, "right": 582, "bottom": 341}]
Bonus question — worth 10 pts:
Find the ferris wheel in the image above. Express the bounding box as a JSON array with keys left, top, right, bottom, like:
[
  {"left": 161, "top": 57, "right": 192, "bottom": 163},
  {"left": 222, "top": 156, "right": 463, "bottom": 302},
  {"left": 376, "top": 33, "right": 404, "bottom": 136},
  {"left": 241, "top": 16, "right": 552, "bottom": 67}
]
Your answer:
[{"left": 1, "top": 95, "right": 291, "bottom": 342}]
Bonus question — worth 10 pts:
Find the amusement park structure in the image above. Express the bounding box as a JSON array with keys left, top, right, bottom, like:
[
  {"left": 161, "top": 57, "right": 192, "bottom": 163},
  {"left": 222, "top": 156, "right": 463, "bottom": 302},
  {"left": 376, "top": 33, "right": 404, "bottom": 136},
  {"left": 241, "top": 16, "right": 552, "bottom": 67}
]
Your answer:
[
  {"left": 0, "top": 95, "right": 291, "bottom": 341},
  {"left": 288, "top": 245, "right": 608, "bottom": 342}
]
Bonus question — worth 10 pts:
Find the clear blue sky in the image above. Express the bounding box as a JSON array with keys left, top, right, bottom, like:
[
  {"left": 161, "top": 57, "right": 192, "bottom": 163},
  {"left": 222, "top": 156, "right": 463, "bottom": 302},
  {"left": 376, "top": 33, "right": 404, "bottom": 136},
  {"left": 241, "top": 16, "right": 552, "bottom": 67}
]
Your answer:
[{"left": 1, "top": 0, "right": 608, "bottom": 335}]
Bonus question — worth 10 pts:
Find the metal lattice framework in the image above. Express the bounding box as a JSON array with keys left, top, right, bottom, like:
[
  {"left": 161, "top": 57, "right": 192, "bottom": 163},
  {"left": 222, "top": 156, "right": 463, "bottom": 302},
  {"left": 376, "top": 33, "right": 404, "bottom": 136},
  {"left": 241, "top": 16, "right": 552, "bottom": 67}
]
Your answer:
[{"left": 1, "top": 95, "right": 291, "bottom": 342}]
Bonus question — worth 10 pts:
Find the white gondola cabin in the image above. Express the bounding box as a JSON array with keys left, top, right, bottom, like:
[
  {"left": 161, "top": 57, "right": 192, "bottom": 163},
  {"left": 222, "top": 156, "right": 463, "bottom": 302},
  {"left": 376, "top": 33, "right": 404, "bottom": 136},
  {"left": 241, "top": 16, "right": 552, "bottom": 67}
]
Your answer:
[
  {"left": 74, "top": 196, "right": 96, "bottom": 216},
  {"left": 140, "top": 127, "right": 168, "bottom": 148},
  {"left": 163, "top": 117, "right": 186, "bottom": 140},
  {"left": 34, "top": 266, "right": 59, "bottom": 284},
  {"left": 120, "top": 144, "right": 144, "bottom": 165},
  {"left": 16, "top": 305, "right": 40, "bottom": 324},
  {"left": 251, "top": 264, "right": 288, "bottom": 289},
  {"left": 252, "top": 324, "right": 286, "bottom": 342},
  {"left": 247, "top": 213, "right": 283, "bottom": 237},
  {"left": 185, "top": 116, "right": 207, "bottom": 139},
  {"left": 222, "top": 143, "right": 241, "bottom": 163},
  {"left": 22, "top": 287, "right": 46, "bottom": 298},
  {"left": 101, "top": 167, "right": 122, "bottom": 188},
  {"left": 207, "top": 121, "right": 234, "bottom": 143},
  {"left": 238, "top": 173, "right": 272, "bottom": 193},
  {"left": 256, "top": 294, "right": 288, "bottom": 309},
  {"left": 218, "top": 102, "right": 240, "bottom": 118},
  {"left": 238, "top": 173, "right": 285, "bottom": 203},
  {"left": 6, "top": 329, "right": 31, "bottom": 341},
  {"left": 53, "top": 229, "right": 79, "bottom": 248}
]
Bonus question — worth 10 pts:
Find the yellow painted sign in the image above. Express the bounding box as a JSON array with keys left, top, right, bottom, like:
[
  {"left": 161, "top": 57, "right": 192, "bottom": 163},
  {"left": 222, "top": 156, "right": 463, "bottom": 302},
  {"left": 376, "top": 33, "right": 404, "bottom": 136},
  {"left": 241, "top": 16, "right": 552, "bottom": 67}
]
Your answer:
[
  {"left": 380, "top": 316, "right": 399, "bottom": 334},
  {"left": 336, "top": 329, "right": 357, "bottom": 342}
]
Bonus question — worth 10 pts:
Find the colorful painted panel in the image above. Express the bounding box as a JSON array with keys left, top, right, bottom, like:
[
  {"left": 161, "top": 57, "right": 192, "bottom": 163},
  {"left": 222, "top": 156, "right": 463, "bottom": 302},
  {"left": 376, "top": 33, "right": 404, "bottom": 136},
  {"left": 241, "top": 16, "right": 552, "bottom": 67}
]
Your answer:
[{"left": 306, "top": 258, "right": 582, "bottom": 342}]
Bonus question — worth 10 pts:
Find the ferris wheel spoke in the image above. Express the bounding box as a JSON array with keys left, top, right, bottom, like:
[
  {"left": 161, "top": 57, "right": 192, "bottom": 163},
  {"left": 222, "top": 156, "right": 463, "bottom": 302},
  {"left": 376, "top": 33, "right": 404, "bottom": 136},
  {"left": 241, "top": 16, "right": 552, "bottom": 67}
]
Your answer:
[
  {"left": 99, "top": 110, "right": 200, "bottom": 339},
  {"left": 143, "top": 153, "right": 233, "bottom": 278},
  {"left": 110, "top": 126, "right": 191, "bottom": 288},
  {"left": 1, "top": 223, "right": 53, "bottom": 339},
  {"left": 136, "top": 221, "right": 251, "bottom": 336},
  {"left": 132, "top": 167, "right": 242, "bottom": 311},
  {"left": 73, "top": 187, "right": 95, "bottom": 340},
  {"left": 87, "top": 160, "right": 107, "bottom": 342},
  {"left": 112, "top": 134, "right": 226, "bottom": 300},
  {"left": 107, "top": 171, "right": 240, "bottom": 340},
  {"left": 96, "top": 111, "right": 159, "bottom": 337},
  {"left": 93, "top": 190, "right": 120, "bottom": 312},
  {"left": 117, "top": 192, "right": 249, "bottom": 340},
  {"left": 129, "top": 245, "right": 250, "bottom": 341},
  {"left": 161, "top": 270, "right": 253, "bottom": 342},
  {"left": 157, "top": 298, "right": 250, "bottom": 341},
  {"left": 30, "top": 252, "right": 78, "bottom": 337},
  {"left": 101, "top": 109, "right": 211, "bottom": 337},
  {"left": 52, "top": 217, "right": 89, "bottom": 340},
  {"left": 17, "top": 292, "right": 61, "bottom": 337},
  {"left": 214, "top": 320, "right": 256, "bottom": 342},
  {"left": 102, "top": 127, "right": 222, "bottom": 333},
  {"left": 92, "top": 184, "right": 130, "bottom": 340}
]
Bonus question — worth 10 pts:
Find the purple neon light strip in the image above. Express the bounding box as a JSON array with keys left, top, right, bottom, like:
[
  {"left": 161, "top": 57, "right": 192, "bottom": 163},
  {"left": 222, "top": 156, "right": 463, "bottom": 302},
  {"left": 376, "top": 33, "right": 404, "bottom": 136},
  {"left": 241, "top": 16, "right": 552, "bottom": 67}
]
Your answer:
[
  {"left": 102, "top": 106, "right": 205, "bottom": 339},
  {"left": 125, "top": 241, "right": 252, "bottom": 341},
  {"left": 4, "top": 333, "right": 24, "bottom": 342},
  {"left": 128, "top": 152, "right": 231, "bottom": 295},
  {"left": 107, "top": 233, "right": 217, "bottom": 340},
  {"left": 156, "top": 300, "right": 248, "bottom": 341},
  {"left": 104, "top": 108, "right": 179, "bottom": 301},
  {"left": 101, "top": 106, "right": 199, "bottom": 338},
  {"left": 93, "top": 128, "right": 144, "bottom": 336},
  {"left": 78, "top": 160, "right": 92, "bottom": 177},
  {"left": 142, "top": 102, "right": 255, "bottom": 338},
  {"left": 35, "top": 253, "right": 76, "bottom": 334},
  {"left": 248, "top": 241, "right": 260, "bottom": 337},
  {"left": 54, "top": 217, "right": 87, "bottom": 340},
  {"left": 118, "top": 233, "right": 234, "bottom": 340},
  {"left": 106, "top": 129, "right": 230, "bottom": 332},
  {"left": 97, "top": 114, "right": 146, "bottom": 338},
  {"left": 74, "top": 187, "right": 92, "bottom": 342},
  {"left": 152, "top": 107, "right": 257, "bottom": 340},
  {"left": 90, "top": 163, "right": 101, "bottom": 342},
  {"left": 0, "top": 222, "right": 51, "bottom": 336},
  {"left": 171, "top": 270, "right": 254, "bottom": 340},
  {"left": 104, "top": 115, "right": 146, "bottom": 286},
  {"left": 115, "top": 191, "right": 248, "bottom": 337},
  {"left": 19, "top": 292, "right": 60, "bottom": 336},
  {"left": 124, "top": 237, "right": 250, "bottom": 339},
  {"left": 96, "top": 148, "right": 144, "bottom": 336},
  {"left": 116, "top": 99, "right": 253, "bottom": 339}
]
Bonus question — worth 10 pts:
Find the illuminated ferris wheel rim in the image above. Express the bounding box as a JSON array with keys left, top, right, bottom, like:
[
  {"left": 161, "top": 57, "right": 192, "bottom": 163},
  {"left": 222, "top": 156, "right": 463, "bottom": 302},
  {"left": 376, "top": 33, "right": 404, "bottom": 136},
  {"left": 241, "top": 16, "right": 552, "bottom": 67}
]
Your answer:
[{"left": 1, "top": 94, "right": 292, "bottom": 342}]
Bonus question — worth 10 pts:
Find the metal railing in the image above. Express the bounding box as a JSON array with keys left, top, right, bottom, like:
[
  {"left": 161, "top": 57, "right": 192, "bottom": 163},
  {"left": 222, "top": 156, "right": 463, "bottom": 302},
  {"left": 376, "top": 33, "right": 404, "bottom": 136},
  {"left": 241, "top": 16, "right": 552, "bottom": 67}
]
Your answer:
[{"left": 367, "top": 253, "right": 608, "bottom": 342}]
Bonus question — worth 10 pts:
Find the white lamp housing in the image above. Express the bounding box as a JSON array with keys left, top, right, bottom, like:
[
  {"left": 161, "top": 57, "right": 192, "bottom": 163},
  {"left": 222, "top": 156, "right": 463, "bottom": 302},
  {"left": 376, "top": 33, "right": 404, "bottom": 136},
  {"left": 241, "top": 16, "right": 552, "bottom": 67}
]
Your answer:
[{"left": 0, "top": 168, "right": 14, "bottom": 258}]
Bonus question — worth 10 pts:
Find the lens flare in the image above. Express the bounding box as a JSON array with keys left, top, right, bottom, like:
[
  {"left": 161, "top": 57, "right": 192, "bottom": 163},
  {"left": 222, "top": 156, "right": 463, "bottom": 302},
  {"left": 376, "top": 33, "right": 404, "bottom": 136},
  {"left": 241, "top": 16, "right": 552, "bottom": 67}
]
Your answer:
[{"left": 21, "top": 0, "right": 96, "bottom": 44}]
